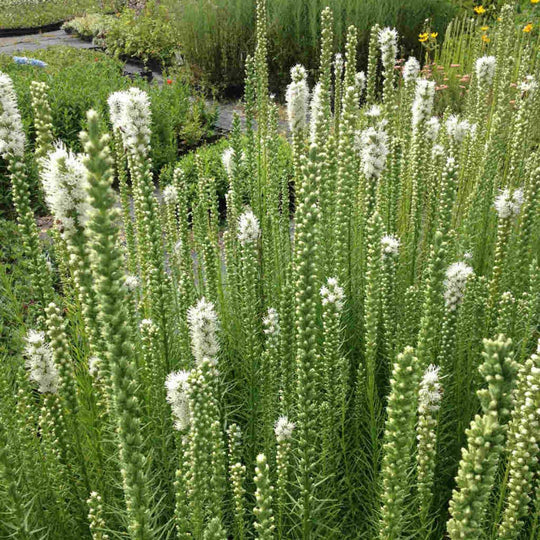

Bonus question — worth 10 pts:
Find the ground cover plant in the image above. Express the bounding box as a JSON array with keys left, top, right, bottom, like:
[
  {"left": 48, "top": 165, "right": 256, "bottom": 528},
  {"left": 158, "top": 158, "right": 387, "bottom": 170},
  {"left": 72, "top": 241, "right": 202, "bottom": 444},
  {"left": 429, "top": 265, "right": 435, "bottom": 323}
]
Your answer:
[
  {"left": 0, "top": 0, "right": 120, "bottom": 30},
  {"left": 0, "top": 1, "right": 539, "bottom": 539}
]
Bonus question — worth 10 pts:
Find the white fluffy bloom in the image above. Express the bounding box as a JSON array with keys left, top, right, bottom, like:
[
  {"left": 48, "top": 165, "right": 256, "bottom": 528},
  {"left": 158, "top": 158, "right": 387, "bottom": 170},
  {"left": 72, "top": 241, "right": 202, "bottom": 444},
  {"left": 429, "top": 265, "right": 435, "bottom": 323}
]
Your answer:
[
  {"left": 222, "top": 147, "right": 235, "bottom": 176},
  {"left": 124, "top": 274, "right": 140, "bottom": 290},
  {"left": 140, "top": 318, "right": 154, "bottom": 330},
  {"left": 88, "top": 356, "right": 102, "bottom": 380},
  {"left": 355, "top": 71, "right": 366, "bottom": 95},
  {"left": 519, "top": 75, "right": 538, "bottom": 94},
  {"left": 107, "top": 90, "right": 128, "bottom": 131},
  {"left": 334, "top": 53, "right": 343, "bottom": 72},
  {"left": 0, "top": 72, "right": 26, "bottom": 158},
  {"left": 425, "top": 116, "right": 440, "bottom": 141},
  {"left": 165, "top": 370, "right": 191, "bottom": 431},
  {"left": 286, "top": 64, "right": 309, "bottom": 132},
  {"left": 381, "top": 235, "right": 400, "bottom": 258},
  {"left": 430, "top": 145, "right": 444, "bottom": 161},
  {"left": 475, "top": 56, "right": 496, "bottom": 86},
  {"left": 109, "top": 88, "right": 151, "bottom": 155},
  {"left": 41, "top": 143, "right": 90, "bottom": 233},
  {"left": 418, "top": 365, "right": 442, "bottom": 412},
  {"left": 403, "top": 57, "right": 420, "bottom": 85},
  {"left": 187, "top": 297, "right": 219, "bottom": 363},
  {"left": 512, "top": 188, "right": 524, "bottom": 209},
  {"left": 445, "top": 115, "right": 474, "bottom": 145},
  {"left": 378, "top": 27, "right": 398, "bottom": 66},
  {"left": 365, "top": 105, "right": 382, "bottom": 118},
  {"left": 274, "top": 416, "right": 295, "bottom": 442},
  {"left": 320, "top": 277, "right": 345, "bottom": 310},
  {"left": 238, "top": 208, "right": 260, "bottom": 245},
  {"left": 412, "top": 79, "right": 435, "bottom": 129},
  {"left": 494, "top": 188, "right": 523, "bottom": 219},
  {"left": 263, "top": 308, "right": 279, "bottom": 335},
  {"left": 162, "top": 184, "right": 178, "bottom": 205},
  {"left": 24, "top": 330, "right": 58, "bottom": 394},
  {"left": 444, "top": 262, "right": 474, "bottom": 310},
  {"left": 358, "top": 123, "right": 389, "bottom": 180}
]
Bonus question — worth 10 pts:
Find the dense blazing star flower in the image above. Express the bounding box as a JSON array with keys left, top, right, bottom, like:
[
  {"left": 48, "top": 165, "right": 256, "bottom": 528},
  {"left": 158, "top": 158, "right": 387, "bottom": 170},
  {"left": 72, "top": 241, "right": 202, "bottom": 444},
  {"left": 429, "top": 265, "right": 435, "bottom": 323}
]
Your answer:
[
  {"left": 358, "top": 122, "right": 389, "bottom": 180},
  {"left": 124, "top": 274, "right": 140, "bottom": 291},
  {"left": 88, "top": 356, "right": 102, "bottom": 380},
  {"left": 107, "top": 90, "right": 128, "bottom": 131},
  {"left": 320, "top": 277, "right": 345, "bottom": 310},
  {"left": 355, "top": 71, "right": 366, "bottom": 95},
  {"left": 162, "top": 184, "right": 178, "bottom": 205},
  {"left": 444, "top": 262, "right": 474, "bottom": 310},
  {"left": 263, "top": 308, "right": 280, "bottom": 335},
  {"left": 187, "top": 297, "right": 220, "bottom": 363},
  {"left": 274, "top": 416, "right": 295, "bottom": 442},
  {"left": 431, "top": 144, "right": 445, "bottom": 159},
  {"left": 519, "top": 75, "right": 538, "bottom": 94},
  {"left": 445, "top": 115, "right": 474, "bottom": 145},
  {"left": 0, "top": 72, "right": 25, "bottom": 159},
  {"left": 222, "top": 147, "right": 235, "bottom": 176},
  {"left": 412, "top": 79, "right": 435, "bottom": 129},
  {"left": 365, "top": 105, "right": 382, "bottom": 118},
  {"left": 41, "top": 143, "right": 90, "bottom": 233},
  {"left": 165, "top": 370, "right": 191, "bottom": 430},
  {"left": 109, "top": 87, "right": 151, "bottom": 154},
  {"left": 403, "top": 57, "right": 420, "bottom": 85},
  {"left": 238, "top": 208, "right": 260, "bottom": 245},
  {"left": 381, "top": 235, "right": 400, "bottom": 258},
  {"left": 419, "top": 365, "right": 442, "bottom": 412},
  {"left": 425, "top": 116, "right": 441, "bottom": 141},
  {"left": 286, "top": 64, "right": 309, "bottom": 132},
  {"left": 378, "top": 27, "right": 398, "bottom": 64},
  {"left": 25, "top": 329, "right": 59, "bottom": 394},
  {"left": 475, "top": 56, "right": 496, "bottom": 86},
  {"left": 494, "top": 188, "right": 523, "bottom": 219}
]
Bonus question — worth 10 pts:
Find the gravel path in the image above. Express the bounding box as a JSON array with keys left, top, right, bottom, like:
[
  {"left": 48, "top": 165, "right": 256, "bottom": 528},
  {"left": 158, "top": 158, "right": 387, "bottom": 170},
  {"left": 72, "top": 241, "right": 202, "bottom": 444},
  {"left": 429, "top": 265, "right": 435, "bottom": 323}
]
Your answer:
[{"left": 0, "top": 29, "right": 96, "bottom": 54}]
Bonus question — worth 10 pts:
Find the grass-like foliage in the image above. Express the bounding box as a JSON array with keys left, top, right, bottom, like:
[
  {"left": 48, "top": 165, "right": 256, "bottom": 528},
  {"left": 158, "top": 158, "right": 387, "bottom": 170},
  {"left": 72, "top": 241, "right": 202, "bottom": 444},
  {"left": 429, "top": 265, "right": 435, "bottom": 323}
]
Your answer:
[{"left": 0, "top": 1, "right": 539, "bottom": 539}]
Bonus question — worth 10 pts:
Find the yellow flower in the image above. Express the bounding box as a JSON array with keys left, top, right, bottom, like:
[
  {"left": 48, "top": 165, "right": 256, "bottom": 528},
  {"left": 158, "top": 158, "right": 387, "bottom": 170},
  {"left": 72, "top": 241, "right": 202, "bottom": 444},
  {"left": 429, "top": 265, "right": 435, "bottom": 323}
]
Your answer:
[
  {"left": 430, "top": 32, "right": 438, "bottom": 38},
  {"left": 532, "top": 0, "right": 539, "bottom": 4},
  {"left": 419, "top": 32, "right": 429, "bottom": 43},
  {"left": 482, "top": 34, "right": 490, "bottom": 43},
  {"left": 481, "top": 26, "right": 489, "bottom": 31},
  {"left": 523, "top": 23, "right": 533, "bottom": 33},
  {"left": 474, "top": 5, "right": 486, "bottom": 14}
]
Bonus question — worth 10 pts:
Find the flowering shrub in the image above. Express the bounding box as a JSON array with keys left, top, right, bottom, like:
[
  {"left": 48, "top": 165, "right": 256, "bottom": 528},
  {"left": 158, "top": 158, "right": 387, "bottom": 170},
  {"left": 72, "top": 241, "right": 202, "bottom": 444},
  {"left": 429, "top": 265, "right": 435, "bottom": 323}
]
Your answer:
[{"left": 0, "top": 2, "right": 539, "bottom": 539}]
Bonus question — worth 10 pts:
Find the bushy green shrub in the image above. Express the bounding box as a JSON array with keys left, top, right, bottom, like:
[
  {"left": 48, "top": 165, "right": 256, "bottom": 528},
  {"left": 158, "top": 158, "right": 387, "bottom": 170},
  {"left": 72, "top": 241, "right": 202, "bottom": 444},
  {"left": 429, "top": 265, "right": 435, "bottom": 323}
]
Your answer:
[
  {"left": 105, "top": 1, "right": 181, "bottom": 67},
  {"left": 61, "top": 13, "right": 114, "bottom": 42}
]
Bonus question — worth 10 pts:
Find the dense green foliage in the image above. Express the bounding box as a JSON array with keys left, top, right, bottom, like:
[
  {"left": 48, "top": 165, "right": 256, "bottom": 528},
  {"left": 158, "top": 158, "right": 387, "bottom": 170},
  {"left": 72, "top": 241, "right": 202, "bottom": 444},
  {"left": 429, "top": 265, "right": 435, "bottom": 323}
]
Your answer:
[{"left": 0, "top": 1, "right": 539, "bottom": 540}]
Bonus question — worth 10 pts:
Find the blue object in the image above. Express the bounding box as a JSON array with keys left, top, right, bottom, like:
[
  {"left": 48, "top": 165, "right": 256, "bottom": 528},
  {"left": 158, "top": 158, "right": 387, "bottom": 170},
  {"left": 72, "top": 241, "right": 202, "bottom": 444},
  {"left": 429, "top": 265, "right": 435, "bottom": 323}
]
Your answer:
[{"left": 13, "top": 56, "right": 48, "bottom": 68}]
